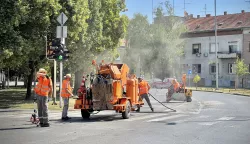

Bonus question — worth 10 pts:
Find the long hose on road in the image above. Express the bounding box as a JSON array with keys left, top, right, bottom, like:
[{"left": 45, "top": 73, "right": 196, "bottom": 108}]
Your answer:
[{"left": 148, "top": 93, "right": 176, "bottom": 112}]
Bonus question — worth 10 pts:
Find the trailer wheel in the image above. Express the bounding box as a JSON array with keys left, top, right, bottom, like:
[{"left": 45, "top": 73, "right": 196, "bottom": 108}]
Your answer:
[
  {"left": 122, "top": 100, "right": 131, "bottom": 119},
  {"left": 81, "top": 109, "right": 90, "bottom": 119},
  {"left": 186, "top": 96, "right": 192, "bottom": 102}
]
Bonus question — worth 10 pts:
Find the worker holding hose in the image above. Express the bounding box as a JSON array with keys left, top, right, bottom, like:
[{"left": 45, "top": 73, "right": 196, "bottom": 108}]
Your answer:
[{"left": 137, "top": 76, "right": 154, "bottom": 112}]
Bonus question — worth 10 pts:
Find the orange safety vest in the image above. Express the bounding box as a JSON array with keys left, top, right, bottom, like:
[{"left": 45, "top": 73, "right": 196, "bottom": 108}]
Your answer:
[
  {"left": 34, "top": 76, "right": 52, "bottom": 96},
  {"left": 61, "top": 79, "right": 72, "bottom": 98},
  {"left": 138, "top": 80, "right": 150, "bottom": 95},
  {"left": 174, "top": 81, "right": 180, "bottom": 91}
]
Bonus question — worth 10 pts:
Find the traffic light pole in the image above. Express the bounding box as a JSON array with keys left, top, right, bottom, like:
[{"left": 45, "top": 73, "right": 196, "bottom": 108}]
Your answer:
[{"left": 59, "top": 38, "right": 65, "bottom": 108}]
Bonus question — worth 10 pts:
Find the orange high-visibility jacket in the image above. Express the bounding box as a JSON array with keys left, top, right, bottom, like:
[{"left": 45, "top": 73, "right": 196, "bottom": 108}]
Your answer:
[
  {"left": 173, "top": 80, "right": 180, "bottom": 91},
  {"left": 34, "top": 76, "right": 52, "bottom": 96},
  {"left": 138, "top": 80, "right": 150, "bottom": 95},
  {"left": 61, "top": 79, "right": 72, "bottom": 98}
]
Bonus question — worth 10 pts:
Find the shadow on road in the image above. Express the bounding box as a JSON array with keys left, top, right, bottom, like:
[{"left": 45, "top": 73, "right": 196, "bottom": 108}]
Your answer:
[{"left": 0, "top": 126, "right": 36, "bottom": 131}]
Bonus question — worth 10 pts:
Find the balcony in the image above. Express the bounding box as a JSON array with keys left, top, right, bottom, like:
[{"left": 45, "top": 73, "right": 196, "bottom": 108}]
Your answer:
[{"left": 217, "top": 51, "right": 241, "bottom": 59}]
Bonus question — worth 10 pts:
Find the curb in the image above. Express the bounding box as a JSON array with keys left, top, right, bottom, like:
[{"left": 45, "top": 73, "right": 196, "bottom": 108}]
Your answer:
[{"left": 191, "top": 89, "right": 250, "bottom": 97}]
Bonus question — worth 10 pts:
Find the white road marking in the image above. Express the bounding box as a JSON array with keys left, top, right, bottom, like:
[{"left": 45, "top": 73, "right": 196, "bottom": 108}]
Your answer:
[
  {"left": 124, "top": 114, "right": 170, "bottom": 122},
  {"left": 217, "top": 116, "right": 234, "bottom": 121},
  {"left": 199, "top": 116, "right": 235, "bottom": 126},
  {"left": 146, "top": 114, "right": 187, "bottom": 122}
]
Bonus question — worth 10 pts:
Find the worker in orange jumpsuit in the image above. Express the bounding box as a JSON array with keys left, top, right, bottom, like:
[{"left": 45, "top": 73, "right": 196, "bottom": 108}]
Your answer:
[
  {"left": 61, "top": 74, "right": 74, "bottom": 120},
  {"left": 34, "top": 68, "right": 53, "bottom": 127},
  {"left": 137, "top": 76, "right": 154, "bottom": 112}
]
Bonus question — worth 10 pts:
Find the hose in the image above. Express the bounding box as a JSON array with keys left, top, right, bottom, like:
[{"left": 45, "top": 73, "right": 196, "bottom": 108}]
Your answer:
[{"left": 148, "top": 93, "right": 176, "bottom": 112}]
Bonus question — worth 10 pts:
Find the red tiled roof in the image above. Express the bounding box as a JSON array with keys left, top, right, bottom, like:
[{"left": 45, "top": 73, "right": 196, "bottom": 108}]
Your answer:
[{"left": 185, "top": 12, "right": 250, "bottom": 32}]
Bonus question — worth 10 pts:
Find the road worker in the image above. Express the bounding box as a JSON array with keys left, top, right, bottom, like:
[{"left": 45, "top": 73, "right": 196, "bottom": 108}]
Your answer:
[
  {"left": 137, "top": 76, "right": 154, "bottom": 112},
  {"left": 61, "top": 74, "right": 74, "bottom": 120},
  {"left": 34, "top": 68, "right": 53, "bottom": 127},
  {"left": 172, "top": 79, "right": 180, "bottom": 92}
]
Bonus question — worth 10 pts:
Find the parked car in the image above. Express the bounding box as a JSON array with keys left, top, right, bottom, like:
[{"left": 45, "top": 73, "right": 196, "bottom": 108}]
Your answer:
[{"left": 151, "top": 78, "right": 175, "bottom": 89}]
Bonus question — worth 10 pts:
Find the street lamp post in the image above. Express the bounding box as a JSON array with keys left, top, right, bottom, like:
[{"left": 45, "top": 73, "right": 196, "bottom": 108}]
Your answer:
[{"left": 214, "top": 0, "right": 219, "bottom": 89}]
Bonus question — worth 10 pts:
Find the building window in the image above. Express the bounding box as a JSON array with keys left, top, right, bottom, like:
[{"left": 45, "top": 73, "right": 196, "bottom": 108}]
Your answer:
[
  {"left": 192, "top": 44, "right": 201, "bottom": 54},
  {"left": 210, "top": 65, "right": 216, "bottom": 74},
  {"left": 210, "top": 43, "right": 219, "bottom": 53},
  {"left": 228, "top": 41, "right": 238, "bottom": 53},
  {"left": 228, "top": 63, "right": 236, "bottom": 74},
  {"left": 192, "top": 64, "right": 201, "bottom": 73}
]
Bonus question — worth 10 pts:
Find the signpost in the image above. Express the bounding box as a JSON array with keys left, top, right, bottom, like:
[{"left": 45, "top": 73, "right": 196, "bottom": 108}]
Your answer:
[
  {"left": 188, "top": 69, "right": 192, "bottom": 87},
  {"left": 57, "top": 12, "right": 68, "bottom": 108}
]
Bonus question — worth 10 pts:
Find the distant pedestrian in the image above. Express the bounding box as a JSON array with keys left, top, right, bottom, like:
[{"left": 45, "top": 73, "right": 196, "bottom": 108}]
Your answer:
[
  {"left": 137, "top": 76, "right": 154, "bottom": 112},
  {"left": 61, "top": 74, "right": 74, "bottom": 120},
  {"left": 34, "top": 68, "right": 53, "bottom": 127}
]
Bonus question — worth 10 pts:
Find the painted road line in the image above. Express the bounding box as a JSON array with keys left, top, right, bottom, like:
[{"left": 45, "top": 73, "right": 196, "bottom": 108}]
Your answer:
[
  {"left": 124, "top": 113, "right": 170, "bottom": 122},
  {"left": 199, "top": 116, "right": 235, "bottom": 126},
  {"left": 146, "top": 114, "right": 187, "bottom": 122},
  {"left": 217, "top": 116, "right": 234, "bottom": 121}
]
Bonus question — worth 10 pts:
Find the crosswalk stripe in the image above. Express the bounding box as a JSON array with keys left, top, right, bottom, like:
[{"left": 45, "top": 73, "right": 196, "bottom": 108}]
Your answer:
[
  {"left": 146, "top": 114, "right": 187, "bottom": 122},
  {"left": 124, "top": 114, "right": 170, "bottom": 122}
]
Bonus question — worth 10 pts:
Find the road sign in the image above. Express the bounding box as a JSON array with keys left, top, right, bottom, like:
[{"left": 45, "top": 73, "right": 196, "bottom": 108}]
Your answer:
[
  {"left": 57, "top": 12, "right": 68, "bottom": 25},
  {"left": 188, "top": 70, "right": 192, "bottom": 75},
  {"left": 56, "top": 26, "right": 67, "bottom": 38}
]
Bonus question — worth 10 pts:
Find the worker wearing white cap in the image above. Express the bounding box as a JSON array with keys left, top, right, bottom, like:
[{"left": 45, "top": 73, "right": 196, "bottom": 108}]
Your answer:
[{"left": 61, "top": 74, "right": 74, "bottom": 120}]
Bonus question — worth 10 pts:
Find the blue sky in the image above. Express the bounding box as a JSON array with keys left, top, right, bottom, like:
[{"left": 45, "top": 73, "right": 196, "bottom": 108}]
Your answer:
[{"left": 123, "top": 0, "right": 249, "bottom": 23}]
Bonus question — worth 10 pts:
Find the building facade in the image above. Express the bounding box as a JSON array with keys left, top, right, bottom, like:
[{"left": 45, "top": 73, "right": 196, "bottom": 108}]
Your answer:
[{"left": 182, "top": 11, "right": 250, "bottom": 87}]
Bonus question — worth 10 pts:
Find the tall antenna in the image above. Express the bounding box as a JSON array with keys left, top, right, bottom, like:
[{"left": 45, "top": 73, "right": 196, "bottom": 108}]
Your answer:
[
  {"left": 201, "top": 4, "right": 211, "bottom": 16},
  {"left": 184, "top": 0, "right": 191, "bottom": 13}
]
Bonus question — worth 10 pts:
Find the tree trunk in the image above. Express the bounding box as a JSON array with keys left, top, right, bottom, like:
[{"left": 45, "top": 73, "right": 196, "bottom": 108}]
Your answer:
[
  {"left": 15, "top": 77, "right": 18, "bottom": 87},
  {"left": 73, "top": 70, "right": 82, "bottom": 94},
  {"left": 242, "top": 78, "right": 244, "bottom": 88},
  {"left": 25, "top": 61, "right": 35, "bottom": 100}
]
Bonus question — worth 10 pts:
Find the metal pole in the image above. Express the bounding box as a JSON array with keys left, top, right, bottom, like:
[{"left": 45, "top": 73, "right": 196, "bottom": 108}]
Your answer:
[
  {"left": 53, "top": 60, "right": 57, "bottom": 103},
  {"left": 173, "top": 0, "right": 174, "bottom": 15},
  {"left": 214, "top": 0, "right": 219, "bottom": 89},
  {"left": 59, "top": 38, "right": 64, "bottom": 108},
  {"left": 189, "top": 73, "right": 190, "bottom": 87},
  {"left": 152, "top": 0, "right": 153, "bottom": 23}
]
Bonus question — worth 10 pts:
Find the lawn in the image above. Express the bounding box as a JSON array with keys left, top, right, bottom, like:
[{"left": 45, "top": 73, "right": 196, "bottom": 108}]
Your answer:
[{"left": 0, "top": 88, "right": 77, "bottom": 110}]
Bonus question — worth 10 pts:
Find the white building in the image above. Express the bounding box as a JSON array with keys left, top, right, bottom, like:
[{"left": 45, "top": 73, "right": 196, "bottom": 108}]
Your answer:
[{"left": 182, "top": 11, "right": 250, "bottom": 87}]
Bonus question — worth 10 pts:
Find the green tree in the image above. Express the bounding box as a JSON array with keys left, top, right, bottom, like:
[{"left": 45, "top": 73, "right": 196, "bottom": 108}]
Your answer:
[
  {"left": 235, "top": 56, "right": 249, "bottom": 89},
  {"left": 193, "top": 74, "right": 201, "bottom": 89},
  {"left": 144, "top": 1, "right": 187, "bottom": 81},
  {"left": 68, "top": 0, "right": 129, "bottom": 92}
]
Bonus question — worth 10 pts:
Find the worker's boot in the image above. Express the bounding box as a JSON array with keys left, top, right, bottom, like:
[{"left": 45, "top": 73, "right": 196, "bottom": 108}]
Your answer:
[{"left": 41, "top": 123, "right": 50, "bottom": 127}]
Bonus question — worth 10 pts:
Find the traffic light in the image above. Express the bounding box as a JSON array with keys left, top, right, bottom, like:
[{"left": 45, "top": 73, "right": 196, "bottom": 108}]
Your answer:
[{"left": 46, "top": 39, "right": 70, "bottom": 61}]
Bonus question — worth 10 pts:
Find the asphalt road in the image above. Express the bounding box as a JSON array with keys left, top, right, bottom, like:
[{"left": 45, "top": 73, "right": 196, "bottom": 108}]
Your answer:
[{"left": 0, "top": 89, "right": 249, "bottom": 144}]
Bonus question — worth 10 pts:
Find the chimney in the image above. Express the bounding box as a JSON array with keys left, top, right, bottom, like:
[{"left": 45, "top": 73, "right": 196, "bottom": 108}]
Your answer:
[
  {"left": 190, "top": 14, "right": 193, "bottom": 18},
  {"left": 224, "top": 11, "right": 227, "bottom": 15},
  {"left": 242, "top": 10, "right": 245, "bottom": 13},
  {"left": 197, "top": 15, "right": 200, "bottom": 18},
  {"left": 206, "top": 14, "right": 211, "bottom": 17}
]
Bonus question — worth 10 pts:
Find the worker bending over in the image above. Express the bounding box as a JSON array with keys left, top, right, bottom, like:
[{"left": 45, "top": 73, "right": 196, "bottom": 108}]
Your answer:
[
  {"left": 172, "top": 79, "right": 180, "bottom": 92},
  {"left": 34, "top": 68, "right": 53, "bottom": 127},
  {"left": 137, "top": 76, "right": 154, "bottom": 112},
  {"left": 61, "top": 74, "right": 74, "bottom": 120}
]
